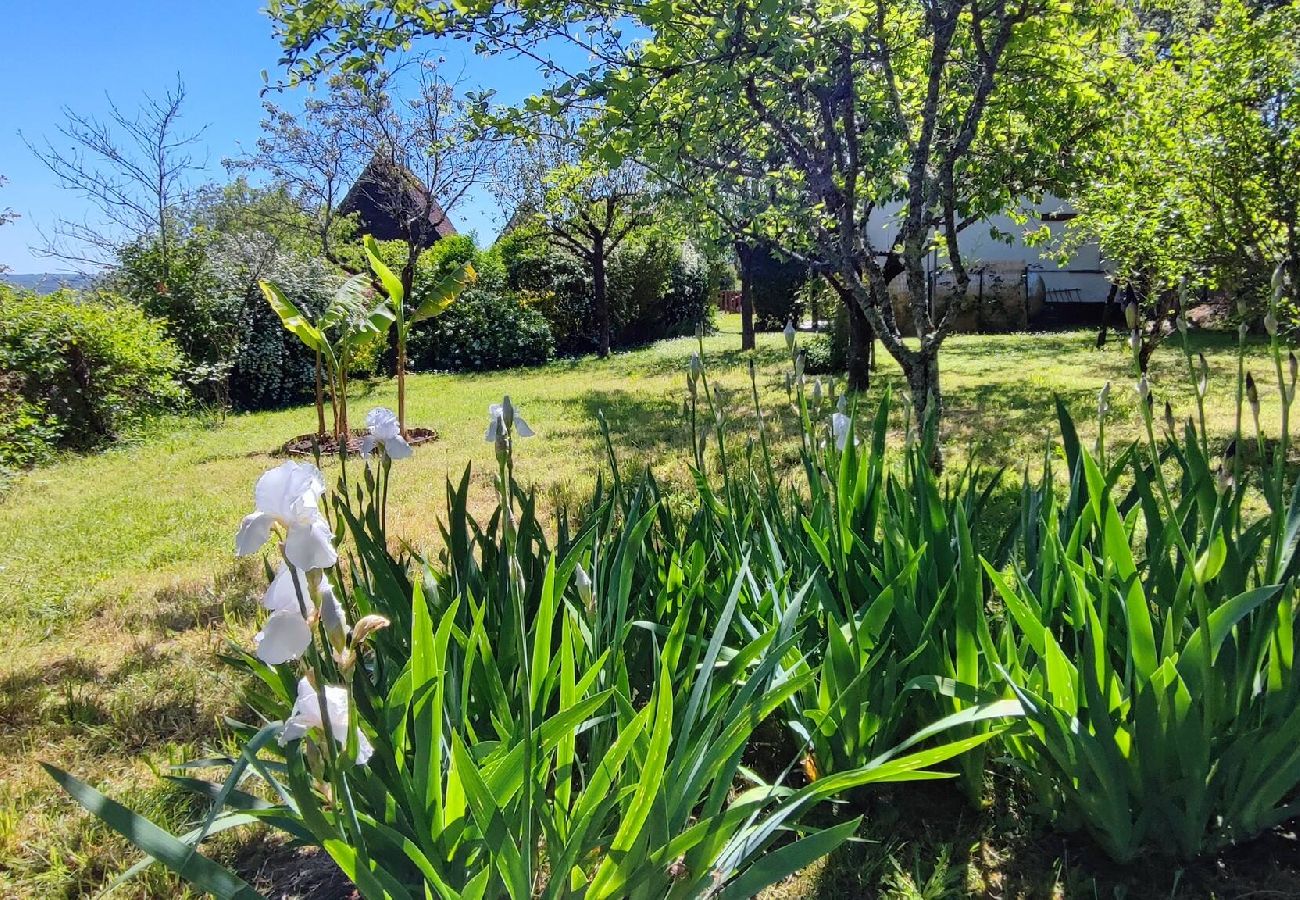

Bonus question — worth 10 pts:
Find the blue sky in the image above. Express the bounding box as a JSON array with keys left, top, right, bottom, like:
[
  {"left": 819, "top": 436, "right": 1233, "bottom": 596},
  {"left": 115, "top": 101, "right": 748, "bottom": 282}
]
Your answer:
[{"left": 0, "top": 2, "right": 547, "bottom": 273}]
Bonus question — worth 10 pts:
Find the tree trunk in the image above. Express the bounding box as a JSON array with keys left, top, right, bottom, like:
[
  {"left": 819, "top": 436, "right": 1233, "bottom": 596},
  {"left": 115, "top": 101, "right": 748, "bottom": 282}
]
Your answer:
[
  {"left": 594, "top": 242, "right": 611, "bottom": 358},
  {"left": 314, "top": 350, "right": 327, "bottom": 438},
  {"left": 737, "top": 242, "right": 755, "bottom": 351},
  {"left": 397, "top": 347, "right": 407, "bottom": 437},
  {"left": 397, "top": 247, "right": 419, "bottom": 437},
  {"left": 845, "top": 298, "right": 872, "bottom": 391},
  {"left": 904, "top": 348, "right": 943, "bottom": 470},
  {"left": 1095, "top": 282, "right": 1119, "bottom": 349}
]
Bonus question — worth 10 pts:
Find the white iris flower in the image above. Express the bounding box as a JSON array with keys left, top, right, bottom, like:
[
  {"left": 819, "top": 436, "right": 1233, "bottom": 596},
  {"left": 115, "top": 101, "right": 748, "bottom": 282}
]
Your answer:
[
  {"left": 319, "top": 582, "right": 349, "bottom": 654},
  {"left": 832, "top": 396, "right": 857, "bottom": 451},
  {"left": 360, "top": 407, "right": 413, "bottom": 460},
  {"left": 485, "top": 395, "right": 535, "bottom": 442},
  {"left": 255, "top": 567, "right": 318, "bottom": 665},
  {"left": 263, "top": 565, "right": 315, "bottom": 616},
  {"left": 235, "top": 462, "right": 337, "bottom": 571},
  {"left": 279, "top": 677, "right": 373, "bottom": 764},
  {"left": 255, "top": 610, "right": 313, "bottom": 666}
]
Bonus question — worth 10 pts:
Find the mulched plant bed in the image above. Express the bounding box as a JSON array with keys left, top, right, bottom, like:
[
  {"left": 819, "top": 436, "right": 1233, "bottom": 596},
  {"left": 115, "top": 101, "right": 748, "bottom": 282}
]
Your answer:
[{"left": 276, "top": 427, "right": 437, "bottom": 457}]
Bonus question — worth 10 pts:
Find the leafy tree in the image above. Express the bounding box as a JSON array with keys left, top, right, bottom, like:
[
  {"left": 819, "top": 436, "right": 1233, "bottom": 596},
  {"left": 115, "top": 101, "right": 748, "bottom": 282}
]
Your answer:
[
  {"left": 1063, "top": 0, "right": 1300, "bottom": 332},
  {"left": 498, "top": 113, "right": 651, "bottom": 358},
  {"left": 334, "top": 62, "right": 500, "bottom": 306},
  {"left": 226, "top": 79, "right": 367, "bottom": 263},
  {"left": 268, "top": 0, "right": 1111, "bottom": 458}
]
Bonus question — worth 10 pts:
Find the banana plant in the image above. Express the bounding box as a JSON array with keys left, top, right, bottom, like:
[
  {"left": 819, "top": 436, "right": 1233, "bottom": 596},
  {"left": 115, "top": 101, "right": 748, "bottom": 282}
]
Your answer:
[
  {"left": 261, "top": 274, "right": 395, "bottom": 442},
  {"left": 364, "top": 235, "right": 477, "bottom": 436}
]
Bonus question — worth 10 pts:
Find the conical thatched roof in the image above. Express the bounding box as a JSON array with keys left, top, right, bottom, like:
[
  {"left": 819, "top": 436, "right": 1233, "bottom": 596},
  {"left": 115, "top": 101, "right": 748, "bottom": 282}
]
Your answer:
[{"left": 339, "top": 156, "right": 457, "bottom": 248}]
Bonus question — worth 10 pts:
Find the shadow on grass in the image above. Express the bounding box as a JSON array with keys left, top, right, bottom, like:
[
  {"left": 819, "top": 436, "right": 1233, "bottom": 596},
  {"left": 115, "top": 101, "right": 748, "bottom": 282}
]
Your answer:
[
  {"left": 556, "top": 388, "right": 690, "bottom": 462},
  {"left": 800, "top": 778, "right": 1300, "bottom": 899}
]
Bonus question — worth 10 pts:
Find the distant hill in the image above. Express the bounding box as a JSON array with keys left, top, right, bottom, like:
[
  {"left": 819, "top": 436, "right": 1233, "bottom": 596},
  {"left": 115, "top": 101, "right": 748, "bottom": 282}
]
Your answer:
[{"left": 1, "top": 273, "right": 98, "bottom": 294}]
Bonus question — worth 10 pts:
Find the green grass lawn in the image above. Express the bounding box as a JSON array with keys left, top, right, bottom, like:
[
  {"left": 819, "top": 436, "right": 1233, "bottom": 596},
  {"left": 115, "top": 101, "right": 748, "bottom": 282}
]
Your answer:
[{"left": 0, "top": 316, "right": 1293, "bottom": 898}]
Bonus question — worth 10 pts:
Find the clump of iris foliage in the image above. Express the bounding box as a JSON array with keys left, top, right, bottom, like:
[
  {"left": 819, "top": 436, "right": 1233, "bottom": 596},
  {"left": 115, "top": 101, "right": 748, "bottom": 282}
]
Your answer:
[{"left": 46, "top": 272, "right": 1300, "bottom": 895}]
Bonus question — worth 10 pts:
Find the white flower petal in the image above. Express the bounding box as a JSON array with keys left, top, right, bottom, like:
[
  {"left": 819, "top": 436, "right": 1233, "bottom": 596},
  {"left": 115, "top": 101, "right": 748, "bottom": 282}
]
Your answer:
[
  {"left": 278, "top": 717, "right": 313, "bottom": 744},
  {"left": 485, "top": 405, "right": 504, "bottom": 443},
  {"left": 254, "top": 463, "right": 304, "bottom": 519},
  {"left": 284, "top": 517, "right": 338, "bottom": 570},
  {"left": 235, "top": 512, "right": 276, "bottom": 557},
  {"left": 295, "top": 675, "right": 316, "bottom": 704},
  {"left": 359, "top": 434, "right": 379, "bottom": 459},
  {"left": 263, "top": 566, "right": 315, "bottom": 616},
  {"left": 365, "top": 407, "right": 401, "bottom": 440},
  {"left": 320, "top": 584, "right": 348, "bottom": 649},
  {"left": 513, "top": 415, "right": 535, "bottom": 438},
  {"left": 255, "top": 610, "right": 312, "bottom": 665},
  {"left": 383, "top": 436, "right": 413, "bottom": 459},
  {"left": 279, "top": 678, "right": 321, "bottom": 744},
  {"left": 354, "top": 730, "right": 374, "bottom": 764},
  {"left": 322, "top": 685, "right": 352, "bottom": 743},
  {"left": 832, "top": 412, "right": 854, "bottom": 451}
]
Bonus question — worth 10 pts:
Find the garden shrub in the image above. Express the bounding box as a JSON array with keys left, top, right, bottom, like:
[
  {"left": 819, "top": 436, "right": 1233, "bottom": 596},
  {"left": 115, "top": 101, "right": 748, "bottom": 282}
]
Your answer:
[
  {"left": 0, "top": 376, "right": 58, "bottom": 473},
  {"left": 610, "top": 233, "right": 710, "bottom": 346},
  {"left": 500, "top": 227, "right": 709, "bottom": 354},
  {"left": 498, "top": 227, "right": 593, "bottom": 355},
  {"left": 363, "top": 235, "right": 533, "bottom": 374},
  {"left": 804, "top": 303, "right": 850, "bottom": 375},
  {"left": 749, "top": 242, "right": 810, "bottom": 330},
  {"left": 408, "top": 286, "right": 554, "bottom": 371},
  {"left": 0, "top": 285, "right": 182, "bottom": 459},
  {"left": 209, "top": 236, "right": 339, "bottom": 412},
  {"left": 114, "top": 236, "right": 241, "bottom": 373}
]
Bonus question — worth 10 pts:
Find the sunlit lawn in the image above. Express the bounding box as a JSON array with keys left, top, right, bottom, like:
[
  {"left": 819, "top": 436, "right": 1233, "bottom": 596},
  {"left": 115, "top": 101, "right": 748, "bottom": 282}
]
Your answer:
[{"left": 0, "top": 315, "right": 1290, "bottom": 897}]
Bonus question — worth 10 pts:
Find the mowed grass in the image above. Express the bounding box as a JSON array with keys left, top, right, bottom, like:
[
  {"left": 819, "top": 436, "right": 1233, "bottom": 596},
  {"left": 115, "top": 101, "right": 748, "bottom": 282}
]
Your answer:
[{"left": 0, "top": 315, "right": 1292, "bottom": 898}]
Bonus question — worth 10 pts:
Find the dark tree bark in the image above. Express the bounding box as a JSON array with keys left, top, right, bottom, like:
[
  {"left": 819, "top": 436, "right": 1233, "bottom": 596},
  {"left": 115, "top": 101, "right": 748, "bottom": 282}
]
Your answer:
[
  {"left": 593, "top": 240, "right": 610, "bottom": 357},
  {"left": 1095, "top": 282, "right": 1119, "bottom": 349},
  {"left": 736, "top": 241, "right": 756, "bottom": 351},
  {"left": 826, "top": 275, "right": 873, "bottom": 390},
  {"left": 845, "top": 299, "right": 873, "bottom": 391}
]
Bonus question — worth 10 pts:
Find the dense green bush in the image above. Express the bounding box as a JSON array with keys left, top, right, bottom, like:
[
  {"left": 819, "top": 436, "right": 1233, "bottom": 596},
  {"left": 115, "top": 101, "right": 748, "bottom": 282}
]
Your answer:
[
  {"left": 207, "top": 235, "right": 340, "bottom": 412},
  {"left": 0, "top": 375, "right": 59, "bottom": 473},
  {"left": 749, "top": 242, "right": 810, "bottom": 330},
  {"left": 499, "top": 227, "right": 710, "bottom": 355},
  {"left": 498, "top": 227, "right": 595, "bottom": 355},
  {"left": 804, "top": 302, "right": 850, "bottom": 375},
  {"left": 408, "top": 286, "right": 554, "bottom": 371},
  {"left": 0, "top": 286, "right": 182, "bottom": 463},
  {"left": 610, "top": 233, "right": 710, "bottom": 346},
  {"left": 369, "top": 235, "right": 555, "bottom": 372},
  {"left": 113, "top": 236, "right": 239, "bottom": 371}
]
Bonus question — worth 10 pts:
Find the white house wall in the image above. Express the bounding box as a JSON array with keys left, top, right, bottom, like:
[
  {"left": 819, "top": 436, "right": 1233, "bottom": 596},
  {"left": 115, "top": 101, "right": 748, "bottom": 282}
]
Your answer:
[{"left": 868, "top": 197, "right": 1112, "bottom": 304}]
